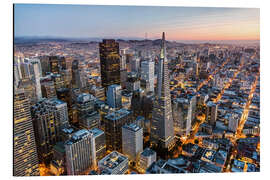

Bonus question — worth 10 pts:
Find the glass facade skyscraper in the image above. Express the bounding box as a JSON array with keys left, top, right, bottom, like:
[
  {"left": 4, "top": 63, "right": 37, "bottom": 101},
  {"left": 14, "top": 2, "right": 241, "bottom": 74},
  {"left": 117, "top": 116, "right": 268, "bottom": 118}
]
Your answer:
[{"left": 99, "top": 39, "right": 121, "bottom": 89}]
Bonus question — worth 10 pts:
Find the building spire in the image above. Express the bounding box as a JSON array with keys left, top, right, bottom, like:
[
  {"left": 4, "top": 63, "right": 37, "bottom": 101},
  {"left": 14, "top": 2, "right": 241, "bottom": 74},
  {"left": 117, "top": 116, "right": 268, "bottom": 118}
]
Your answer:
[
  {"left": 162, "top": 32, "right": 165, "bottom": 41},
  {"left": 160, "top": 32, "right": 166, "bottom": 59}
]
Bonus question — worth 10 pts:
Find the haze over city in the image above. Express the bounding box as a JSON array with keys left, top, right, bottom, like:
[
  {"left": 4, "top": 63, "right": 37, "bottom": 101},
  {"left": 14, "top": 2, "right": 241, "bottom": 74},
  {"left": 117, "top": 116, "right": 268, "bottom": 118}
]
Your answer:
[{"left": 14, "top": 4, "right": 259, "bottom": 42}]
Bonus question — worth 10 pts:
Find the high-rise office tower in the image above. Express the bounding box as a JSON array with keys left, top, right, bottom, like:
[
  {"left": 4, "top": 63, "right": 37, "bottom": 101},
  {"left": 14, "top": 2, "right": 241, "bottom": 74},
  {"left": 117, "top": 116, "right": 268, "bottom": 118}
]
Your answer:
[
  {"left": 120, "top": 70, "right": 127, "bottom": 88},
  {"left": 89, "top": 85, "right": 105, "bottom": 101},
  {"left": 122, "top": 123, "right": 143, "bottom": 163},
  {"left": 31, "top": 98, "right": 69, "bottom": 163},
  {"left": 71, "top": 59, "right": 79, "bottom": 88},
  {"left": 76, "top": 93, "right": 100, "bottom": 129},
  {"left": 99, "top": 39, "right": 121, "bottom": 89},
  {"left": 206, "top": 101, "right": 218, "bottom": 126},
  {"left": 120, "top": 54, "right": 127, "bottom": 70},
  {"left": 131, "top": 89, "right": 144, "bottom": 118},
  {"left": 60, "top": 69, "right": 72, "bottom": 88},
  {"left": 39, "top": 56, "right": 50, "bottom": 76},
  {"left": 125, "top": 53, "right": 133, "bottom": 72},
  {"left": 104, "top": 109, "right": 134, "bottom": 152},
  {"left": 71, "top": 59, "right": 87, "bottom": 89},
  {"left": 106, "top": 84, "right": 122, "bottom": 109},
  {"left": 126, "top": 76, "right": 140, "bottom": 92},
  {"left": 65, "top": 129, "right": 94, "bottom": 175},
  {"left": 56, "top": 88, "right": 72, "bottom": 122},
  {"left": 89, "top": 128, "right": 106, "bottom": 168},
  {"left": 14, "top": 63, "right": 21, "bottom": 90},
  {"left": 151, "top": 32, "right": 175, "bottom": 150},
  {"left": 18, "top": 78, "right": 37, "bottom": 106},
  {"left": 120, "top": 51, "right": 128, "bottom": 87},
  {"left": 58, "top": 56, "right": 67, "bottom": 71},
  {"left": 51, "top": 73, "right": 65, "bottom": 90},
  {"left": 188, "top": 94, "right": 197, "bottom": 125},
  {"left": 14, "top": 89, "right": 40, "bottom": 176},
  {"left": 40, "top": 76, "right": 57, "bottom": 98},
  {"left": 172, "top": 98, "right": 192, "bottom": 136},
  {"left": 49, "top": 56, "right": 60, "bottom": 74},
  {"left": 131, "top": 58, "right": 140, "bottom": 73},
  {"left": 141, "top": 60, "right": 155, "bottom": 92},
  {"left": 29, "top": 58, "right": 42, "bottom": 100},
  {"left": 20, "top": 62, "right": 31, "bottom": 79}
]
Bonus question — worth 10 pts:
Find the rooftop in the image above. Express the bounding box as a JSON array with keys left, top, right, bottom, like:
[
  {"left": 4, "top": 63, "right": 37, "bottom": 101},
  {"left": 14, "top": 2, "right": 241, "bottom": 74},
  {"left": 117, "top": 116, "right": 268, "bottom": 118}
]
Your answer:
[
  {"left": 89, "top": 127, "right": 104, "bottom": 138},
  {"left": 202, "top": 149, "right": 216, "bottom": 161},
  {"left": 98, "top": 151, "right": 128, "bottom": 170},
  {"left": 122, "top": 123, "right": 142, "bottom": 132},
  {"left": 76, "top": 93, "right": 95, "bottom": 103},
  {"left": 141, "top": 148, "right": 156, "bottom": 157},
  {"left": 65, "top": 129, "right": 91, "bottom": 145},
  {"left": 61, "top": 127, "right": 75, "bottom": 135},
  {"left": 47, "top": 98, "right": 66, "bottom": 106},
  {"left": 105, "top": 108, "right": 131, "bottom": 121},
  {"left": 53, "top": 142, "right": 65, "bottom": 153}
]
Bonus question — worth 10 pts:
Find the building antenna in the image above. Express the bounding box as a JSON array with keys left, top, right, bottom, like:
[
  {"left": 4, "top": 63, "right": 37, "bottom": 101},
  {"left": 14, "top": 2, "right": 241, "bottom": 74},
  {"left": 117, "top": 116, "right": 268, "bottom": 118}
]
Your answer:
[{"left": 145, "top": 32, "right": 148, "bottom": 40}]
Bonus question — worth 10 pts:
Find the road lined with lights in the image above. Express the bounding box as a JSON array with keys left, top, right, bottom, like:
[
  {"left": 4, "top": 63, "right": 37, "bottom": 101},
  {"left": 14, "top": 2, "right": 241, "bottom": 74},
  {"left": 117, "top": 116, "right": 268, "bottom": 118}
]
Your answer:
[
  {"left": 213, "top": 63, "right": 243, "bottom": 103},
  {"left": 224, "top": 71, "right": 259, "bottom": 172},
  {"left": 196, "top": 58, "right": 230, "bottom": 92},
  {"left": 236, "top": 73, "right": 259, "bottom": 138}
]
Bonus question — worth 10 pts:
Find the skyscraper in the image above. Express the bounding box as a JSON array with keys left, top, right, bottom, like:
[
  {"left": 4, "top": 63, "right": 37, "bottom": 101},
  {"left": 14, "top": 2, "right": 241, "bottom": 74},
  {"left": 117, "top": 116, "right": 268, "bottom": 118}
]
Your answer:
[
  {"left": 141, "top": 60, "right": 155, "bottom": 92},
  {"left": 29, "top": 58, "right": 42, "bottom": 100},
  {"left": 151, "top": 32, "right": 175, "bottom": 150},
  {"left": 131, "top": 58, "right": 140, "bottom": 73},
  {"left": 20, "top": 62, "right": 31, "bottom": 79},
  {"left": 71, "top": 60, "right": 87, "bottom": 89},
  {"left": 122, "top": 123, "right": 143, "bottom": 163},
  {"left": 104, "top": 108, "right": 134, "bottom": 152},
  {"left": 14, "top": 63, "right": 22, "bottom": 90},
  {"left": 51, "top": 73, "right": 65, "bottom": 90},
  {"left": 18, "top": 78, "right": 37, "bottom": 105},
  {"left": 71, "top": 59, "right": 79, "bottom": 88},
  {"left": 65, "top": 129, "right": 94, "bottom": 175},
  {"left": 31, "top": 98, "right": 69, "bottom": 163},
  {"left": 40, "top": 76, "right": 57, "bottom": 99},
  {"left": 106, "top": 84, "right": 122, "bottom": 109},
  {"left": 99, "top": 39, "right": 121, "bottom": 89},
  {"left": 172, "top": 98, "right": 192, "bottom": 136},
  {"left": 49, "top": 56, "right": 60, "bottom": 74},
  {"left": 14, "top": 89, "right": 40, "bottom": 176},
  {"left": 76, "top": 93, "right": 100, "bottom": 129},
  {"left": 88, "top": 128, "right": 106, "bottom": 168}
]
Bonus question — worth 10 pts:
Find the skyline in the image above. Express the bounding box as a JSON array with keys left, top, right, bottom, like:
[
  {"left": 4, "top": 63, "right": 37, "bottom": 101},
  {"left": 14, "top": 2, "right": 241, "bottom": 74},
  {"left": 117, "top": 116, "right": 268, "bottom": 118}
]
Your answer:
[{"left": 14, "top": 4, "right": 260, "bottom": 42}]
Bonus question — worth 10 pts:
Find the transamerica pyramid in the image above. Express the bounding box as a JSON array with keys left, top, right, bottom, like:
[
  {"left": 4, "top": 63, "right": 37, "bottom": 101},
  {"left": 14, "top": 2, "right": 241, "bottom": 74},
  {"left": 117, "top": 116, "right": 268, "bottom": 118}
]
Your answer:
[{"left": 151, "top": 32, "right": 175, "bottom": 150}]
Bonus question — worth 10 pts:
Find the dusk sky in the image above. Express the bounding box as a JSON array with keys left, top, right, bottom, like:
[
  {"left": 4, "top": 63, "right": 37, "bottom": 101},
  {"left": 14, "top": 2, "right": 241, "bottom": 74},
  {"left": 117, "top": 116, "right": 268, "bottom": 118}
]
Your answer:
[{"left": 14, "top": 4, "right": 260, "bottom": 41}]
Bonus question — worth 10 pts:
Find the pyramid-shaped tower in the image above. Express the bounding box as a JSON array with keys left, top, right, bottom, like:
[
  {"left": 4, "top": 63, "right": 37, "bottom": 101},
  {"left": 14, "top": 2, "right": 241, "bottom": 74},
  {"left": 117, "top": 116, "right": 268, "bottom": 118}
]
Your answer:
[{"left": 151, "top": 32, "right": 175, "bottom": 150}]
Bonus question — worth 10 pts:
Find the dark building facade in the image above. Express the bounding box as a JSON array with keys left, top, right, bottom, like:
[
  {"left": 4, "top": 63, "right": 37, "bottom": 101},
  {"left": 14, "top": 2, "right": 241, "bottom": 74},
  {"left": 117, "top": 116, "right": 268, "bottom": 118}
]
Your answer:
[
  {"left": 99, "top": 39, "right": 121, "bottom": 89},
  {"left": 104, "top": 109, "right": 134, "bottom": 152},
  {"left": 31, "top": 98, "right": 69, "bottom": 164}
]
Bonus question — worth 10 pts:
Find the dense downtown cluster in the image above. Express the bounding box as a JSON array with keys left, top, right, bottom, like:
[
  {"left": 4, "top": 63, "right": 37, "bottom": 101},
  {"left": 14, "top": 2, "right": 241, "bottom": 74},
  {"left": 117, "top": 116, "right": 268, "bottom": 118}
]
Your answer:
[{"left": 14, "top": 32, "right": 260, "bottom": 176}]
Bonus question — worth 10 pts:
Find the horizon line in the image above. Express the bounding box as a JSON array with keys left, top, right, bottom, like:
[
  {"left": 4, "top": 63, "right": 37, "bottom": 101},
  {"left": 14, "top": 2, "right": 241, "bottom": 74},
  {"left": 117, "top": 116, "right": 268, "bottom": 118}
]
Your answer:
[{"left": 14, "top": 35, "right": 260, "bottom": 42}]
